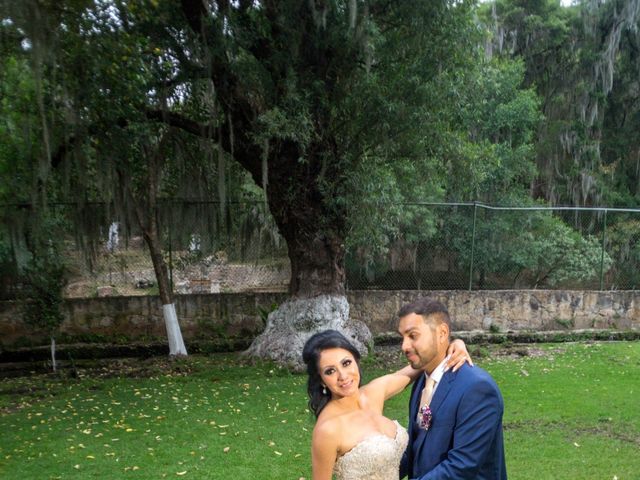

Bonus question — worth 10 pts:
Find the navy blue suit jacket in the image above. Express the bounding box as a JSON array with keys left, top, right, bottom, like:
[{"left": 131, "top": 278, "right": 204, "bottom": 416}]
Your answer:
[{"left": 400, "top": 363, "right": 507, "bottom": 480}]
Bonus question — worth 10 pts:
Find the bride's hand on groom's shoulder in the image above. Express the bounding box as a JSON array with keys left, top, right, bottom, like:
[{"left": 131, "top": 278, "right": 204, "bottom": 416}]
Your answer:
[{"left": 446, "top": 339, "right": 473, "bottom": 372}]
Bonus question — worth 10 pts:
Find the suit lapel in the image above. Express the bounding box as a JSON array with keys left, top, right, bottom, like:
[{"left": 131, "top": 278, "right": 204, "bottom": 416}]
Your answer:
[
  {"left": 412, "top": 373, "right": 437, "bottom": 474},
  {"left": 428, "top": 369, "right": 456, "bottom": 417},
  {"left": 409, "top": 374, "right": 425, "bottom": 431},
  {"left": 407, "top": 373, "right": 425, "bottom": 477},
  {"left": 409, "top": 367, "right": 460, "bottom": 476}
]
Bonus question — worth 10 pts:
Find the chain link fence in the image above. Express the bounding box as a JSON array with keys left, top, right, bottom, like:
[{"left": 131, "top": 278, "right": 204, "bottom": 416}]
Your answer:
[
  {"left": 2, "top": 201, "right": 639, "bottom": 299},
  {"left": 346, "top": 203, "right": 640, "bottom": 291},
  {"left": 0, "top": 201, "right": 289, "bottom": 299}
]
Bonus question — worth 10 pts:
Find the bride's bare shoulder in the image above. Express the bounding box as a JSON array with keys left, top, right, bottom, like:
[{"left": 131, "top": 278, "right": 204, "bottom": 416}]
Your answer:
[
  {"left": 313, "top": 404, "right": 355, "bottom": 440},
  {"left": 313, "top": 413, "right": 343, "bottom": 448}
]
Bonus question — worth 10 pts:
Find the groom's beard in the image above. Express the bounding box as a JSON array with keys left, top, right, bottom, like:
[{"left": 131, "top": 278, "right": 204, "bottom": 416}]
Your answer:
[{"left": 405, "top": 336, "right": 439, "bottom": 371}]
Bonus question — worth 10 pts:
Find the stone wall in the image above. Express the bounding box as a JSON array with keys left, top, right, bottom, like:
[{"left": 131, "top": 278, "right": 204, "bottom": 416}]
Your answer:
[
  {"left": 0, "top": 293, "right": 287, "bottom": 348},
  {"left": 347, "top": 290, "right": 640, "bottom": 333},
  {"left": 1, "top": 290, "right": 638, "bottom": 348}
]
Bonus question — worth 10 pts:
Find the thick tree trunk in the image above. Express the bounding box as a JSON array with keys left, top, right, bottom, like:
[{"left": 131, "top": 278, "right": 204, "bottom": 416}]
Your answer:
[
  {"left": 245, "top": 199, "right": 372, "bottom": 369},
  {"left": 245, "top": 147, "right": 372, "bottom": 368},
  {"left": 266, "top": 144, "right": 348, "bottom": 298},
  {"left": 282, "top": 218, "right": 346, "bottom": 298}
]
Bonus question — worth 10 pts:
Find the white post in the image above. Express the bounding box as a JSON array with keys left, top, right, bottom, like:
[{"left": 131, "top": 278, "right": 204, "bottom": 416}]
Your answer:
[
  {"left": 50, "top": 336, "right": 57, "bottom": 372},
  {"left": 162, "top": 303, "right": 188, "bottom": 356}
]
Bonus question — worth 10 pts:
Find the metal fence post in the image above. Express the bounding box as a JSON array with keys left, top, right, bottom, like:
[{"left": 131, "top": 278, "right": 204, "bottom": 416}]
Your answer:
[
  {"left": 468, "top": 202, "right": 478, "bottom": 291},
  {"left": 599, "top": 209, "right": 608, "bottom": 290}
]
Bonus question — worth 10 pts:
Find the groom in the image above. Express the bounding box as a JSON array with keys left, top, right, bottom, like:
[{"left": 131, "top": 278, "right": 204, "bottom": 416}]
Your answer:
[{"left": 398, "top": 297, "right": 507, "bottom": 479}]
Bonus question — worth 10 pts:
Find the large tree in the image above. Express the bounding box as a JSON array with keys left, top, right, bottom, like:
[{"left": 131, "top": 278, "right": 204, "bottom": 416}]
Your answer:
[
  {"left": 2, "top": 0, "right": 477, "bottom": 366},
  {"left": 160, "top": 1, "right": 477, "bottom": 365}
]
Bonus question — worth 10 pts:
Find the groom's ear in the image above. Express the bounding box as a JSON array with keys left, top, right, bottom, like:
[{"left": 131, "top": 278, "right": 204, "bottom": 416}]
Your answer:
[{"left": 437, "top": 321, "right": 450, "bottom": 342}]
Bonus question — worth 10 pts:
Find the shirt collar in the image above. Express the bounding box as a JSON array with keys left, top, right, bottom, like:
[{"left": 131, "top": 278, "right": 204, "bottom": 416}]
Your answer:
[{"left": 425, "top": 355, "right": 450, "bottom": 384}]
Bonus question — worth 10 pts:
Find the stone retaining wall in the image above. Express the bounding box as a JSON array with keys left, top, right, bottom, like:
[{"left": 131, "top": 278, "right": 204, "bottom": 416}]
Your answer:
[
  {"left": 347, "top": 290, "right": 640, "bottom": 333},
  {"left": 1, "top": 290, "right": 638, "bottom": 348}
]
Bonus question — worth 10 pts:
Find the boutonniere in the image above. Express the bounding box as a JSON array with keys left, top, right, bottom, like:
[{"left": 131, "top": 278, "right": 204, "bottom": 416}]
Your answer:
[{"left": 418, "top": 404, "right": 433, "bottom": 430}]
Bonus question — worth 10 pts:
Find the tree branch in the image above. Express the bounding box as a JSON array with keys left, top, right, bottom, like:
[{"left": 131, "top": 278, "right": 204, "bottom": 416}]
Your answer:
[{"left": 145, "top": 108, "right": 217, "bottom": 140}]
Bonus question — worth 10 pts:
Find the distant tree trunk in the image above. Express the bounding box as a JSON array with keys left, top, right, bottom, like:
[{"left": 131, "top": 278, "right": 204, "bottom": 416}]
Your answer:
[
  {"left": 143, "top": 214, "right": 187, "bottom": 355},
  {"left": 124, "top": 138, "right": 188, "bottom": 357},
  {"left": 284, "top": 226, "right": 346, "bottom": 298},
  {"left": 139, "top": 210, "right": 188, "bottom": 356},
  {"left": 141, "top": 218, "right": 172, "bottom": 305}
]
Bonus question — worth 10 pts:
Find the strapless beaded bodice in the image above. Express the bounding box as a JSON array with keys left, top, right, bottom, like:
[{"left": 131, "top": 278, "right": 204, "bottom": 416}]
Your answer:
[{"left": 333, "top": 420, "right": 408, "bottom": 480}]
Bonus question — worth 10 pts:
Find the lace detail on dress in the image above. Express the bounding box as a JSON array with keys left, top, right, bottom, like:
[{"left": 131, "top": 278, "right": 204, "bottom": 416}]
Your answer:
[{"left": 333, "top": 420, "right": 408, "bottom": 480}]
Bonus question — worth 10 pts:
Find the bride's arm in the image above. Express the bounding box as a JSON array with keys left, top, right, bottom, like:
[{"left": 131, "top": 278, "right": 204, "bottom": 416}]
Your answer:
[
  {"left": 363, "top": 365, "right": 421, "bottom": 401},
  {"left": 311, "top": 423, "right": 339, "bottom": 480},
  {"left": 364, "top": 339, "right": 472, "bottom": 401}
]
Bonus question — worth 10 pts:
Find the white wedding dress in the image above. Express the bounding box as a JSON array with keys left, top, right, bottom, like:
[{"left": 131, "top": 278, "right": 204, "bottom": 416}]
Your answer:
[{"left": 333, "top": 420, "right": 408, "bottom": 480}]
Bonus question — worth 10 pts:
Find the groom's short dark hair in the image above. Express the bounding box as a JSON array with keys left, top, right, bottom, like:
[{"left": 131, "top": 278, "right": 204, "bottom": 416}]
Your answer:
[{"left": 398, "top": 297, "right": 450, "bottom": 327}]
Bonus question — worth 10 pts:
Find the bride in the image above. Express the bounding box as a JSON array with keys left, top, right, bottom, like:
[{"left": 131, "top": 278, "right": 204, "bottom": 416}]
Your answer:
[{"left": 302, "top": 330, "right": 471, "bottom": 480}]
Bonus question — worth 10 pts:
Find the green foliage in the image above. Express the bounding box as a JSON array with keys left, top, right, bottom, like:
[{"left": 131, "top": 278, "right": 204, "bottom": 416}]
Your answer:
[
  {"left": 2, "top": 0, "right": 639, "bottom": 297},
  {"left": 554, "top": 317, "right": 574, "bottom": 329},
  {"left": 0, "top": 235, "right": 18, "bottom": 299},
  {"left": 442, "top": 207, "right": 612, "bottom": 289},
  {"left": 343, "top": 53, "right": 545, "bottom": 289},
  {"left": 604, "top": 218, "right": 640, "bottom": 288},
  {"left": 20, "top": 227, "right": 67, "bottom": 335},
  {"left": 0, "top": 56, "right": 38, "bottom": 203},
  {"left": 448, "top": 57, "right": 542, "bottom": 202},
  {"left": 344, "top": 20, "right": 541, "bottom": 278},
  {"left": 513, "top": 217, "right": 611, "bottom": 287}
]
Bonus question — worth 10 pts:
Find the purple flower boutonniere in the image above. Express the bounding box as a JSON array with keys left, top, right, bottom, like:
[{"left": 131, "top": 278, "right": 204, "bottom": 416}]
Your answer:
[{"left": 418, "top": 405, "right": 433, "bottom": 431}]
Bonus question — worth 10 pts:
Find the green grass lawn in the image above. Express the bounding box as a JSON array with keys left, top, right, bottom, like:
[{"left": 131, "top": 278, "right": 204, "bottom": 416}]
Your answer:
[{"left": 1, "top": 341, "right": 639, "bottom": 479}]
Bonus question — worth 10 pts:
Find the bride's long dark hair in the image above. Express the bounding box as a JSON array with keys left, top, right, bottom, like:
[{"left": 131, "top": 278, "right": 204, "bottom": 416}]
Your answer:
[{"left": 302, "top": 330, "right": 363, "bottom": 418}]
